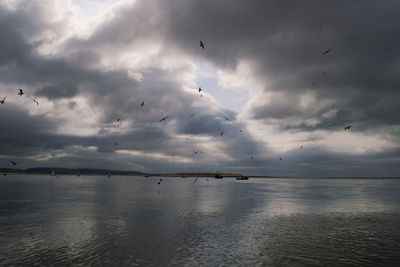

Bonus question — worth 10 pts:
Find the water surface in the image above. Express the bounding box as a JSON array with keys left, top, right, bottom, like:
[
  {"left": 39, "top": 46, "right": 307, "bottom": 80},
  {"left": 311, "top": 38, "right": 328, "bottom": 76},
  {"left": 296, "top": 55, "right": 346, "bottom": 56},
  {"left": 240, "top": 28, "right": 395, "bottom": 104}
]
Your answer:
[{"left": 1, "top": 175, "right": 399, "bottom": 266}]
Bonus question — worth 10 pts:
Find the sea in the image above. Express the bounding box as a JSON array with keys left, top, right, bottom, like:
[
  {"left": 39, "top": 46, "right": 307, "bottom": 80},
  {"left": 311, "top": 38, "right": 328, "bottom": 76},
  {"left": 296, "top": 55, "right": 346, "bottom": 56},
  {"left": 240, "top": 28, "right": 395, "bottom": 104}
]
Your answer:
[{"left": 0, "top": 175, "right": 400, "bottom": 266}]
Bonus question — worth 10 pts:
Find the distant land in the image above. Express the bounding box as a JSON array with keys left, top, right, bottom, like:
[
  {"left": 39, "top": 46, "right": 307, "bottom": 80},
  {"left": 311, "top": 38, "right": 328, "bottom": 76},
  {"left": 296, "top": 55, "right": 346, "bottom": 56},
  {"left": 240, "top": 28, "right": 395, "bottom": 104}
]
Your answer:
[{"left": 0, "top": 167, "right": 144, "bottom": 176}]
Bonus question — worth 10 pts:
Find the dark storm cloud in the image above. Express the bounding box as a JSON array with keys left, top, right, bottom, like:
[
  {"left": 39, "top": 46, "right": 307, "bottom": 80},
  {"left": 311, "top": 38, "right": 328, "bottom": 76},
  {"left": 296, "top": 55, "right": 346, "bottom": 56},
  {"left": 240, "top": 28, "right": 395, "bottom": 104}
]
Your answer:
[
  {"left": 150, "top": 0, "right": 400, "bottom": 132},
  {"left": 1, "top": 0, "right": 399, "bottom": 176}
]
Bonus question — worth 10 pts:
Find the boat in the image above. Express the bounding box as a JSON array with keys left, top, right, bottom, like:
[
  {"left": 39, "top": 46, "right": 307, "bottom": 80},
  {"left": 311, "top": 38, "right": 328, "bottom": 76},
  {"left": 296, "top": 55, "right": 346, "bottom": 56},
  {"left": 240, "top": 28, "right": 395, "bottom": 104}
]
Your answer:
[
  {"left": 236, "top": 176, "right": 249, "bottom": 180},
  {"left": 215, "top": 173, "right": 223, "bottom": 179}
]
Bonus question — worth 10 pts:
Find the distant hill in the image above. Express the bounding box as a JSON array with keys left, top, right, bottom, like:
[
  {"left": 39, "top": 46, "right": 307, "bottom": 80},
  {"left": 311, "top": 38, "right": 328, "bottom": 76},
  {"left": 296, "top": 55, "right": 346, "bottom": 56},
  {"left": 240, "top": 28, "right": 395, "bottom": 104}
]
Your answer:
[{"left": 0, "top": 167, "right": 144, "bottom": 175}]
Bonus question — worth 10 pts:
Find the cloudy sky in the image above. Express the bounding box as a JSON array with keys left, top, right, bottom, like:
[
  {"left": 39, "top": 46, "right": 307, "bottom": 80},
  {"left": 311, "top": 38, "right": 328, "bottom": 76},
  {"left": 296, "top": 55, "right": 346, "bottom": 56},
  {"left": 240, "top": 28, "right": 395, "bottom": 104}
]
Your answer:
[{"left": 1, "top": 0, "right": 399, "bottom": 176}]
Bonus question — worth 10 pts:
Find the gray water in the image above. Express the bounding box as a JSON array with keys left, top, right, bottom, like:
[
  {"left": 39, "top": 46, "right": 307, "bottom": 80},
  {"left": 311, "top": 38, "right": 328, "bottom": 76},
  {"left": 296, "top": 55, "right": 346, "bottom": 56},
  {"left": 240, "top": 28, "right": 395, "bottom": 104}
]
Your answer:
[{"left": 1, "top": 175, "right": 400, "bottom": 266}]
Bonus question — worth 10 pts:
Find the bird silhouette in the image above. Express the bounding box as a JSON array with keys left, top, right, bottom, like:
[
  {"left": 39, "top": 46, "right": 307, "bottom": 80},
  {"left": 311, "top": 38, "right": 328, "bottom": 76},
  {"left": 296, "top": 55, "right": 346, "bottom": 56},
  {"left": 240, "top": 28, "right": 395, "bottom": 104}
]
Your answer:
[
  {"left": 300, "top": 146, "right": 303, "bottom": 149},
  {"left": 223, "top": 116, "right": 230, "bottom": 121},
  {"left": 8, "top": 160, "right": 17, "bottom": 166},
  {"left": 0, "top": 96, "right": 6, "bottom": 104},
  {"left": 279, "top": 157, "right": 283, "bottom": 161},
  {"left": 251, "top": 155, "right": 255, "bottom": 159},
  {"left": 117, "top": 118, "right": 121, "bottom": 122},
  {"left": 18, "top": 89, "right": 24, "bottom": 96},
  {"left": 321, "top": 48, "right": 331, "bottom": 55},
  {"left": 141, "top": 101, "right": 144, "bottom": 106},
  {"left": 200, "top": 40, "right": 205, "bottom": 50},
  {"left": 32, "top": 98, "right": 39, "bottom": 105},
  {"left": 114, "top": 142, "right": 119, "bottom": 147},
  {"left": 193, "top": 150, "right": 203, "bottom": 155},
  {"left": 159, "top": 116, "right": 169, "bottom": 122},
  {"left": 198, "top": 87, "right": 202, "bottom": 93},
  {"left": 189, "top": 113, "right": 196, "bottom": 118},
  {"left": 220, "top": 131, "right": 224, "bottom": 136},
  {"left": 344, "top": 125, "right": 352, "bottom": 131}
]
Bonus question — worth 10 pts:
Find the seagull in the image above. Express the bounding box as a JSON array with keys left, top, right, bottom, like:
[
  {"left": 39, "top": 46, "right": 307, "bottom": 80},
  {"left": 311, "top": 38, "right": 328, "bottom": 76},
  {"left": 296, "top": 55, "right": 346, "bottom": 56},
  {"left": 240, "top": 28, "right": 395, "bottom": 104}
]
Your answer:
[
  {"left": 117, "top": 118, "right": 121, "bottom": 122},
  {"left": 18, "top": 89, "right": 24, "bottom": 96},
  {"left": 32, "top": 98, "right": 39, "bottom": 105},
  {"left": 193, "top": 177, "right": 199, "bottom": 184},
  {"left": 220, "top": 131, "right": 224, "bottom": 136},
  {"left": 200, "top": 40, "right": 205, "bottom": 50},
  {"left": 189, "top": 113, "right": 196, "bottom": 118},
  {"left": 0, "top": 96, "right": 6, "bottom": 104},
  {"left": 193, "top": 150, "right": 203, "bottom": 155},
  {"left": 321, "top": 48, "right": 331, "bottom": 55},
  {"left": 141, "top": 101, "right": 144, "bottom": 106},
  {"left": 8, "top": 160, "right": 17, "bottom": 166},
  {"left": 279, "top": 157, "right": 283, "bottom": 161},
  {"left": 198, "top": 87, "right": 202, "bottom": 93},
  {"left": 159, "top": 116, "right": 169, "bottom": 122},
  {"left": 344, "top": 125, "right": 352, "bottom": 131},
  {"left": 223, "top": 116, "right": 230, "bottom": 121},
  {"left": 114, "top": 142, "right": 119, "bottom": 147}
]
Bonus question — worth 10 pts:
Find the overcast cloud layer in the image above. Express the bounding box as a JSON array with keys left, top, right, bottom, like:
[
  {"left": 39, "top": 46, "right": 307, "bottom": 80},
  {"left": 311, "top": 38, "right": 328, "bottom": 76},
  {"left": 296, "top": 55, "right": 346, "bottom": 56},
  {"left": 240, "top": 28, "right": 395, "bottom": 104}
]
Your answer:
[{"left": 0, "top": 0, "right": 399, "bottom": 176}]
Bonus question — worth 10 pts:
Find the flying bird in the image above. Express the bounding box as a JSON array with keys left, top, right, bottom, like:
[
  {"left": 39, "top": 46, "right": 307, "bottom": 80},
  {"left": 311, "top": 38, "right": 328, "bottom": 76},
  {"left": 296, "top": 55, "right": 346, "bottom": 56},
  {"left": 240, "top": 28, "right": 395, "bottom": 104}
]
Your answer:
[
  {"left": 344, "top": 125, "right": 352, "bottom": 131},
  {"left": 220, "top": 131, "right": 224, "bottom": 136},
  {"left": 300, "top": 146, "right": 303, "bottom": 149},
  {"left": 0, "top": 96, "right": 6, "bottom": 104},
  {"left": 113, "top": 142, "right": 119, "bottom": 147},
  {"left": 189, "top": 113, "right": 196, "bottom": 118},
  {"left": 200, "top": 40, "right": 205, "bottom": 50},
  {"left": 321, "top": 48, "right": 331, "bottom": 55},
  {"left": 193, "top": 177, "right": 199, "bottom": 184},
  {"left": 193, "top": 150, "right": 203, "bottom": 155},
  {"left": 251, "top": 155, "right": 255, "bottom": 159},
  {"left": 198, "top": 87, "right": 202, "bottom": 93},
  {"left": 279, "top": 157, "right": 283, "bottom": 161},
  {"left": 117, "top": 118, "right": 121, "bottom": 122},
  {"left": 240, "top": 129, "right": 243, "bottom": 133},
  {"left": 223, "top": 116, "right": 230, "bottom": 121},
  {"left": 159, "top": 116, "right": 169, "bottom": 122},
  {"left": 32, "top": 98, "right": 39, "bottom": 105},
  {"left": 141, "top": 101, "right": 144, "bottom": 106},
  {"left": 18, "top": 89, "right": 24, "bottom": 96},
  {"left": 8, "top": 160, "right": 17, "bottom": 166}
]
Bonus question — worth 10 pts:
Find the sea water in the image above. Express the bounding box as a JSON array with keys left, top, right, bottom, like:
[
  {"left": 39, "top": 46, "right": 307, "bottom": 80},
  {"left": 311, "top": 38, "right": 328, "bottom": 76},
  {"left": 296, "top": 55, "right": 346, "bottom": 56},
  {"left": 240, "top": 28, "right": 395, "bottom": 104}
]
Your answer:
[{"left": 0, "top": 175, "right": 399, "bottom": 266}]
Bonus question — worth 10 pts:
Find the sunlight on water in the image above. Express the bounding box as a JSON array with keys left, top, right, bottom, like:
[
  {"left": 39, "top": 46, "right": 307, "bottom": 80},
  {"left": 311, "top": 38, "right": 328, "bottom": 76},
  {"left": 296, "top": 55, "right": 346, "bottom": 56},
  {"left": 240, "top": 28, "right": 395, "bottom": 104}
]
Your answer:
[{"left": 0, "top": 175, "right": 399, "bottom": 266}]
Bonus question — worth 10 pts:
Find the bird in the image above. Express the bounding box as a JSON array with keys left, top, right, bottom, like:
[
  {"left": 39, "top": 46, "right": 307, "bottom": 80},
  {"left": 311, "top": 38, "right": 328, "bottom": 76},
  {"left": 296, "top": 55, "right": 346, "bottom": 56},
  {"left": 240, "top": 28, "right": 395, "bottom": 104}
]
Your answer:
[
  {"left": 157, "top": 182, "right": 161, "bottom": 185},
  {"left": 300, "top": 146, "right": 303, "bottom": 149},
  {"left": 0, "top": 96, "right": 6, "bottom": 104},
  {"left": 240, "top": 129, "right": 243, "bottom": 133},
  {"left": 193, "top": 177, "right": 199, "bottom": 184},
  {"left": 18, "top": 89, "right": 24, "bottom": 96},
  {"left": 223, "top": 116, "right": 230, "bottom": 121},
  {"left": 321, "top": 48, "right": 331, "bottom": 55},
  {"left": 8, "top": 160, "right": 17, "bottom": 166},
  {"left": 117, "top": 118, "right": 121, "bottom": 122},
  {"left": 251, "top": 155, "right": 255, "bottom": 159},
  {"left": 32, "top": 98, "right": 39, "bottom": 105},
  {"left": 279, "top": 157, "right": 283, "bottom": 161},
  {"left": 141, "top": 101, "right": 144, "bottom": 106},
  {"left": 198, "top": 87, "right": 202, "bottom": 93},
  {"left": 114, "top": 142, "right": 119, "bottom": 147},
  {"left": 159, "top": 116, "right": 169, "bottom": 122},
  {"left": 344, "top": 125, "right": 352, "bottom": 131},
  {"left": 189, "top": 113, "right": 196, "bottom": 118},
  {"left": 220, "top": 131, "right": 224, "bottom": 136},
  {"left": 200, "top": 40, "right": 205, "bottom": 50},
  {"left": 193, "top": 150, "right": 203, "bottom": 155}
]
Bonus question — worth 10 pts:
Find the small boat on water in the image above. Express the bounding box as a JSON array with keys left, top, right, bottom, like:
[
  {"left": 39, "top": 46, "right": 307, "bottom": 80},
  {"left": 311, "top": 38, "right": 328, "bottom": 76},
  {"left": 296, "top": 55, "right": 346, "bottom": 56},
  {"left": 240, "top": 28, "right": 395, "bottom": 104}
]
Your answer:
[
  {"left": 215, "top": 173, "right": 223, "bottom": 179},
  {"left": 236, "top": 176, "right": 249, "bottom": 180}
]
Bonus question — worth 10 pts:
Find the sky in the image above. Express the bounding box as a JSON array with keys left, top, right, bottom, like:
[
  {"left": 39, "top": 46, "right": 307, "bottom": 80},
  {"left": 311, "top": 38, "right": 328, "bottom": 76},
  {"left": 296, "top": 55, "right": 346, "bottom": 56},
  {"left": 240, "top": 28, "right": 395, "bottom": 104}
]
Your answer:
[{"left": 1, "top": 0, "right": 400, "bottom": 176}]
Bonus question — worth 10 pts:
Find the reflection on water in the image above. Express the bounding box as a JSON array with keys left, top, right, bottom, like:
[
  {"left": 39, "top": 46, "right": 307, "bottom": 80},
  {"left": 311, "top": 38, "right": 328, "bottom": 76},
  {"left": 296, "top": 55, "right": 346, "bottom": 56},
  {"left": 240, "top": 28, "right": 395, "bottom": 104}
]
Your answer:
[{"left": 0, "top": 176, "right": 400, "bottom": 266}]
